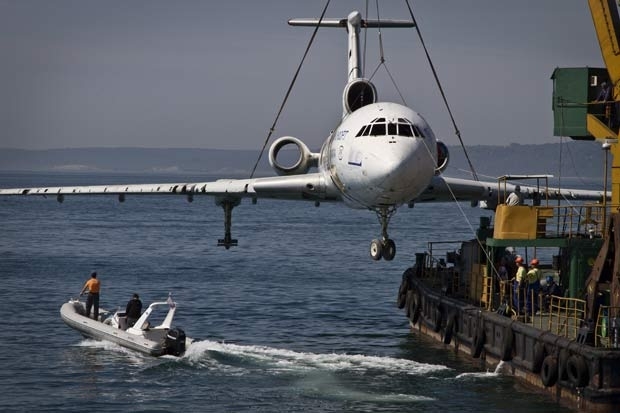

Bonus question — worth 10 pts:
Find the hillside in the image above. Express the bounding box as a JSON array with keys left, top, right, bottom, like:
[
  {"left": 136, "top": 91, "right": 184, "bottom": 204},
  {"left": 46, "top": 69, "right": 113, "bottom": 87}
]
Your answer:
[{"left": 0, "top": 141, "right": 608, "bottom": 182}]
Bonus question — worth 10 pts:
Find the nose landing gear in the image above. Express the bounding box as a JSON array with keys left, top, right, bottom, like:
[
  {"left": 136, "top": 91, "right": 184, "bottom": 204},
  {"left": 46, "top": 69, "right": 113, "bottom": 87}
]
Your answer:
[
  {"left": 370, "top": 238, "right": 396, "bottom": 261},
  {"left": 370, "top": 207, "right": 397, "bottom": 261}
]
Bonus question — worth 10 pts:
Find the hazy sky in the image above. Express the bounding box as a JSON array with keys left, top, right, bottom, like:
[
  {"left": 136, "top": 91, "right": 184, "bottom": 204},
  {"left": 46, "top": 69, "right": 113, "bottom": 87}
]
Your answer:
[{"left": 0, "top": 0, "right": 605, "bottom": 150}]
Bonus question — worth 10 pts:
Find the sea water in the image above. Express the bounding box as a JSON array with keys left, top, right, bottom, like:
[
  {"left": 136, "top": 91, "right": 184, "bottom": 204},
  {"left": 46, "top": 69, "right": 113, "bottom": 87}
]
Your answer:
[{"left": 0, "top": 172, "right": 570, "bottom": 412}]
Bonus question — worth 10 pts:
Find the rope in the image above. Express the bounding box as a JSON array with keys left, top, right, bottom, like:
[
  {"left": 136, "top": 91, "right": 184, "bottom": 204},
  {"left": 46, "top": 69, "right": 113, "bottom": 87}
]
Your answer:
[
  {"left": 374, "top": 0, "right": 385, "bottom": 64},
  {"left": 362, "top": 0, "right": 369, "bottom": 75},
  {"left": 249, "top": 0, "right": 331, "bottom": 179},
  {"left": 404, "top": 0, "right": 479, "bottom": 181}
]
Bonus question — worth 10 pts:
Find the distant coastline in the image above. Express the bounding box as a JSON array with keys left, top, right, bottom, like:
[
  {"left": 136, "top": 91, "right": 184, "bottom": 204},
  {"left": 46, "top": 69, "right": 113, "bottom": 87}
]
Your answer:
[{"left": 0, "top": 141, "right": 607, "bottom": 180}]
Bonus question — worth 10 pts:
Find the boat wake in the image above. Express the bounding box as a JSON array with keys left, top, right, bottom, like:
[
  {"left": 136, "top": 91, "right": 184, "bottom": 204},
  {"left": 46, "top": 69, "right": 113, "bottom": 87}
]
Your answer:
[
  {"left": 182, "top": 339, "right": 450, "bottom": 377},
  {"left": 177, "top": 340, "right": 447, "bottom": 403},
  {"left": 454, "top": 360, "right": 512, "bottom": 380}
]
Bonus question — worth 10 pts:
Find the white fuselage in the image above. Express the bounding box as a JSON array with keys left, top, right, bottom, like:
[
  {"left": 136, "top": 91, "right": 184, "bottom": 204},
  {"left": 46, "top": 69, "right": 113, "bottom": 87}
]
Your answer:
[{"left": 320, "top": 102, "right": 437, "bottom": 209}]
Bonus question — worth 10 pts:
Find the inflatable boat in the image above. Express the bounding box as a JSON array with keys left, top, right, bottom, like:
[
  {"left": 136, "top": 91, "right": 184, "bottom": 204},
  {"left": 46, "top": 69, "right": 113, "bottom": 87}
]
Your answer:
[{"left": 60, "top": 294, "right": 193, "bottom": 357}]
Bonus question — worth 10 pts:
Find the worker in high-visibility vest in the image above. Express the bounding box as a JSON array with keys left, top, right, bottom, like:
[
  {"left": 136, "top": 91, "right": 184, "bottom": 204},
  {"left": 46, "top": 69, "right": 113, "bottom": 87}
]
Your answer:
[{"left": 525, "top": 258, "right": 541, "bottom": 315}]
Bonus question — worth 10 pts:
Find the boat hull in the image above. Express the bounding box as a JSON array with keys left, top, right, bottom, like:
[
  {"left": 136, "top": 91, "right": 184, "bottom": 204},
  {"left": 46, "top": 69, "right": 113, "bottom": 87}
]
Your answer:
[
  {"left": 404, "top": 273, "right": 620, "bottom": 413},
  {"left": 60, "top": 300, "right": 184, "bottom": 357}
]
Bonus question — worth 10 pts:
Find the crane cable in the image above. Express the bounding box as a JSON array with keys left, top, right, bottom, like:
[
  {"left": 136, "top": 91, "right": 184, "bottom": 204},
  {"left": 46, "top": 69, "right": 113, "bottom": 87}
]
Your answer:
[
  {"left": 249, "top": 0, "right": 331, "bottom": 179},
  {"left": 404, "top": 0, "right": 479, "bottom": 181}
]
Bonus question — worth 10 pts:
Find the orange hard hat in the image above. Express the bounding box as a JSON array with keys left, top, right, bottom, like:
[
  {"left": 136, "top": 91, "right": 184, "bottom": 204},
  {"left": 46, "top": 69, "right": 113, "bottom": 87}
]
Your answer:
[
  {"left": 515, "top": 256, "right": 524, "bottom": 264},
  {"left": 530, "top": 258, "right": 539, "bottom": 266}
]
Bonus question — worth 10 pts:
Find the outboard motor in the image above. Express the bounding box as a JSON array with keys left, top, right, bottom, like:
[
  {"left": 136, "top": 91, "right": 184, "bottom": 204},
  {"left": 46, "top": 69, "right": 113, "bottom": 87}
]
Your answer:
[{"left": 165, "top": 328, "right": 186, "bottom": 356}]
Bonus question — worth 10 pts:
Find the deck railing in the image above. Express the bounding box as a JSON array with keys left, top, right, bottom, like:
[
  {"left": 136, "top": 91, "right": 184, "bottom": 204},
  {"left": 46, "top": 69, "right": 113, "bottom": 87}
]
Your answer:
[
  {"left": 540, "top": 203, "right": 608, "bottom": 239},
  {"left": 544, "top": 296, "right": 586, "bottom": 338},
  {"left": 504, "top": 286, "right": 585, "bottom": 339}
]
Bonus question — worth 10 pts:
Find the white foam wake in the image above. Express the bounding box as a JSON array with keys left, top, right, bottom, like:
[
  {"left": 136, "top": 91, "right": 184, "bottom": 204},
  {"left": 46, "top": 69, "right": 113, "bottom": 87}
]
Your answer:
[
  {"left": 183, "top": 339, "right": 449, "bottom": 376},
  {"left": 454, "top": 361, "right": 512, "bottom": 380}
]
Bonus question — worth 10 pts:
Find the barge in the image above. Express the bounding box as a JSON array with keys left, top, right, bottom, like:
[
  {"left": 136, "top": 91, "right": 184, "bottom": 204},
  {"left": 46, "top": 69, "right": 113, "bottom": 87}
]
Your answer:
[
  {"left": 397, "top": 3, "right": 620, "bottom": 410},
  {"left": 397, "top": 180, "right": 620, "bottom": 412}
]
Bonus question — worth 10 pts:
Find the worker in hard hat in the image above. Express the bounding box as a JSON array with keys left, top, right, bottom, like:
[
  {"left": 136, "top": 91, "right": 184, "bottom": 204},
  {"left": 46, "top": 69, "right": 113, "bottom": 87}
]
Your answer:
[
  {"left": 513, "top": 256, "right": 527, "bottom": 313},
  {"left": 525, "top": 258, "right": 542, "bottom": 315},
  {"left": 540, "top": 275, "right": 562, "bottom": 312}
]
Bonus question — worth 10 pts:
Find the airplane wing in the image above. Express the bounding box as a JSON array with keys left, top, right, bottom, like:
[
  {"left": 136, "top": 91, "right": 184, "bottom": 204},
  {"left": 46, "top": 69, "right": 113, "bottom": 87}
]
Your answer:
[
  {"left": 0, "top": 172, "right": 344, "bottom": 249},
  {"left": 0, "top": 171, "right": 606, "bottom": 251},
  {"left": 0, "top": 173, "right": 606, "bottom": 204},
  {"left": 0, "top": 173, "right": 342, "bottom": 203},
  {"left": 415, "top": 175, "right": 608, "bottom": 205}
]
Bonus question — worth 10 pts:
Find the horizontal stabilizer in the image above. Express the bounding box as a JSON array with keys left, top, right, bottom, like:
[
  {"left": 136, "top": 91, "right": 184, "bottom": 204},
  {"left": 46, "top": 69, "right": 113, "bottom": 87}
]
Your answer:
[{"left": 288, "top": 18, "right": 414, "bottom": 28}]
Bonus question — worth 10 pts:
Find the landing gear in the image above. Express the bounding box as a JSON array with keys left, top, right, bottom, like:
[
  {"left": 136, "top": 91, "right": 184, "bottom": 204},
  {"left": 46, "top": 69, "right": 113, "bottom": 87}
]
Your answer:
[
  {"left": 370, "top": 239, "right": 383, "bottom": 260},
  {"left": 369, "top": 207, "right": 397, "bottom": 261},
  {"left": 383, "top": 238, "right": 396, "bottom": 260},
  {"left": 217, "top": 199, "right": 240, "bottom": 249},
  {"left": 370, "top": 238, "right": 396, "bottom": 260}
]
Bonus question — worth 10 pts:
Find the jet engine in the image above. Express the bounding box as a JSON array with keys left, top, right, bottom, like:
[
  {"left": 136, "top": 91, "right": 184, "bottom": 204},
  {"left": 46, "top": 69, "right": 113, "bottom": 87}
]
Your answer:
[
  {"left": 269, "top": 136, "right": 319, "bottom": 176},
  {"left": 343, "top": 78, "right": 377, "bottom": 114},
  {"left": 435, "top": 141, "right": 449, "bottom": 175}
]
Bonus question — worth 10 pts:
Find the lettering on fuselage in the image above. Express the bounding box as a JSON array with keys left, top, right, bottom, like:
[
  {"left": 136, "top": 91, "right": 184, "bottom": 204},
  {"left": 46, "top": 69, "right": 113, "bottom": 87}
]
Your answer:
[{"left": 334, "top": 129, "right": 349, "bottom": 141}]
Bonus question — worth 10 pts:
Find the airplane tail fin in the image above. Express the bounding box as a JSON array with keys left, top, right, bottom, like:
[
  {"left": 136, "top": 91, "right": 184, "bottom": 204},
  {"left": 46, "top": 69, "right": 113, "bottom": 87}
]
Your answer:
[{"left": 289, "top": 11, "right": 414, "bottom": 116}]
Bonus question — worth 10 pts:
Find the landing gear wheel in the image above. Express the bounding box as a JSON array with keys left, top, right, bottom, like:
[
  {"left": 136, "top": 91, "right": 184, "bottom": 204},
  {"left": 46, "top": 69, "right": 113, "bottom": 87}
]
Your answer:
[
  {"left": 370, "top": 239, "right": 383, "bottom": 260},
  {"left": 371, "top": 206, "right": 398, "bottom": 261},
  {"left": 382, "top": 239, "right": 396, "bottom": 261}
]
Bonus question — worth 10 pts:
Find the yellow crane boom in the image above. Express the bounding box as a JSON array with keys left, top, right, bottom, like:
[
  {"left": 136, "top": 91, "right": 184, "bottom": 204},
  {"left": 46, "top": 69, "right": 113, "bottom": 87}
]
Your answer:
[{"left": 588, "top": 0, "right": 620, "bottom": 205}]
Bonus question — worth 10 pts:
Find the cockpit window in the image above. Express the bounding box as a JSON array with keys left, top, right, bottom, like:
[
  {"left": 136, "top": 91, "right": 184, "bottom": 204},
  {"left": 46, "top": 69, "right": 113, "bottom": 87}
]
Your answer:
[
  {"left": 398, "top": 123, "right": 413, "bottom": 137},
  {"left": 354, "top": 117, "right": 422, "bottom": 138},
  {"left": 369, "top": 123, "right": 386, "bottom": 136},
  {"left": 355, "top": 124, "right": 370, "bottom": 137}
]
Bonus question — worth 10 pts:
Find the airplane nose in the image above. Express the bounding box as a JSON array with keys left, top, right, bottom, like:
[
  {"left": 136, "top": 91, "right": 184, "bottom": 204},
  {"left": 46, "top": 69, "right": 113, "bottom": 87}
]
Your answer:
[{"left": 366, "top": 140, "right": 434, "bottom": 192}]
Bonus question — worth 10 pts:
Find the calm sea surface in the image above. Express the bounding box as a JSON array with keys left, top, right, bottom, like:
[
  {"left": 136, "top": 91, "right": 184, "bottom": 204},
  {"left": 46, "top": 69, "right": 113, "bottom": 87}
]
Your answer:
[{"left": 0, "top": 172, "right": 574, "bottom": 412}]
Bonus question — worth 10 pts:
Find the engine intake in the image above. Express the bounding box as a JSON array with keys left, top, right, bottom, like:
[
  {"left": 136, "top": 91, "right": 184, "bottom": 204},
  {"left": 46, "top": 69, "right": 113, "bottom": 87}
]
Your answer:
[
  {"left": 269, "top": 136, "right": 319, "bottom": 176},
  {"left": 435, "top": 141, "right": 449, "bottom": 175},
  {"left": 343, "top": 79, "right": 377, "bottom": 114}
]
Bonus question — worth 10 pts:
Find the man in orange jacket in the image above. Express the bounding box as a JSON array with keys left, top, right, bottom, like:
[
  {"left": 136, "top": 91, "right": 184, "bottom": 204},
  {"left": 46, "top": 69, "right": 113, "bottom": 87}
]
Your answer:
[{"left": 80, "top": 272, "right": 101, "bottom": 320}]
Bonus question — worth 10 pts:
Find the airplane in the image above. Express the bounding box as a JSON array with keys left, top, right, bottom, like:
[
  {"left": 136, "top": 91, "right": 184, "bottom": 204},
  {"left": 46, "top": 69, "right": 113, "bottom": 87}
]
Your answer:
[{"left": 0, "top": 10, "right": 609, "bottom": 261}]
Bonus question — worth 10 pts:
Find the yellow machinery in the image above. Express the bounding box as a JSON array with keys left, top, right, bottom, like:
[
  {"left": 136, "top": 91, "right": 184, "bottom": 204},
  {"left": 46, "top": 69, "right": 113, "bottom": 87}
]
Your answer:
[
  {"left": 588, "top": 0, "right": 620, "bottom": 206},
  {"left": 585, "top": 0, "right": 620, "bottom": 317}
]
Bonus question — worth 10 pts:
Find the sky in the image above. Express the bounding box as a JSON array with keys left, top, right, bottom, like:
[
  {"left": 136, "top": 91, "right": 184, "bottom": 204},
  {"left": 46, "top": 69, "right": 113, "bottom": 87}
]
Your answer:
[{"left": 0, "top": 0, "right": 606, "bottom": 151}]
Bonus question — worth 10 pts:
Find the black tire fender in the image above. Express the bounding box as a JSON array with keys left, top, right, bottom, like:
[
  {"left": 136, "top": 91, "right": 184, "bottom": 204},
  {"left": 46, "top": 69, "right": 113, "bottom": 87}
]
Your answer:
[
  {"left": 404, "top": 290, "right": 413, "bottom": 318},
  {"left": 566, "top": 354, "right": 589, "bottom": 388},
  {"left": 500, "top": 325, "right": 514, "bottom": 361},
  {"left": 471, "top": 322, "right": 485, "bottom": 358},
  {"left": 558, "top": 348, "right": 570, "bottom": 381},
  {"left": 433, "top": 304, "right": 444, "bottom": 333},
  {"left": 397, "top": 277, "right": 408, "bottom": 309},
  {"left": 443, "top": 313, "right": 456, "bottom": 345},
  {"left": 409, "top": 291, "right": 421, "bottom": 325},
  {"left": 532, "top": 342, "right": 546, "bottom": 374},
  {"left": 540, "top": 356, "right": 558, "bottom": 387}
]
